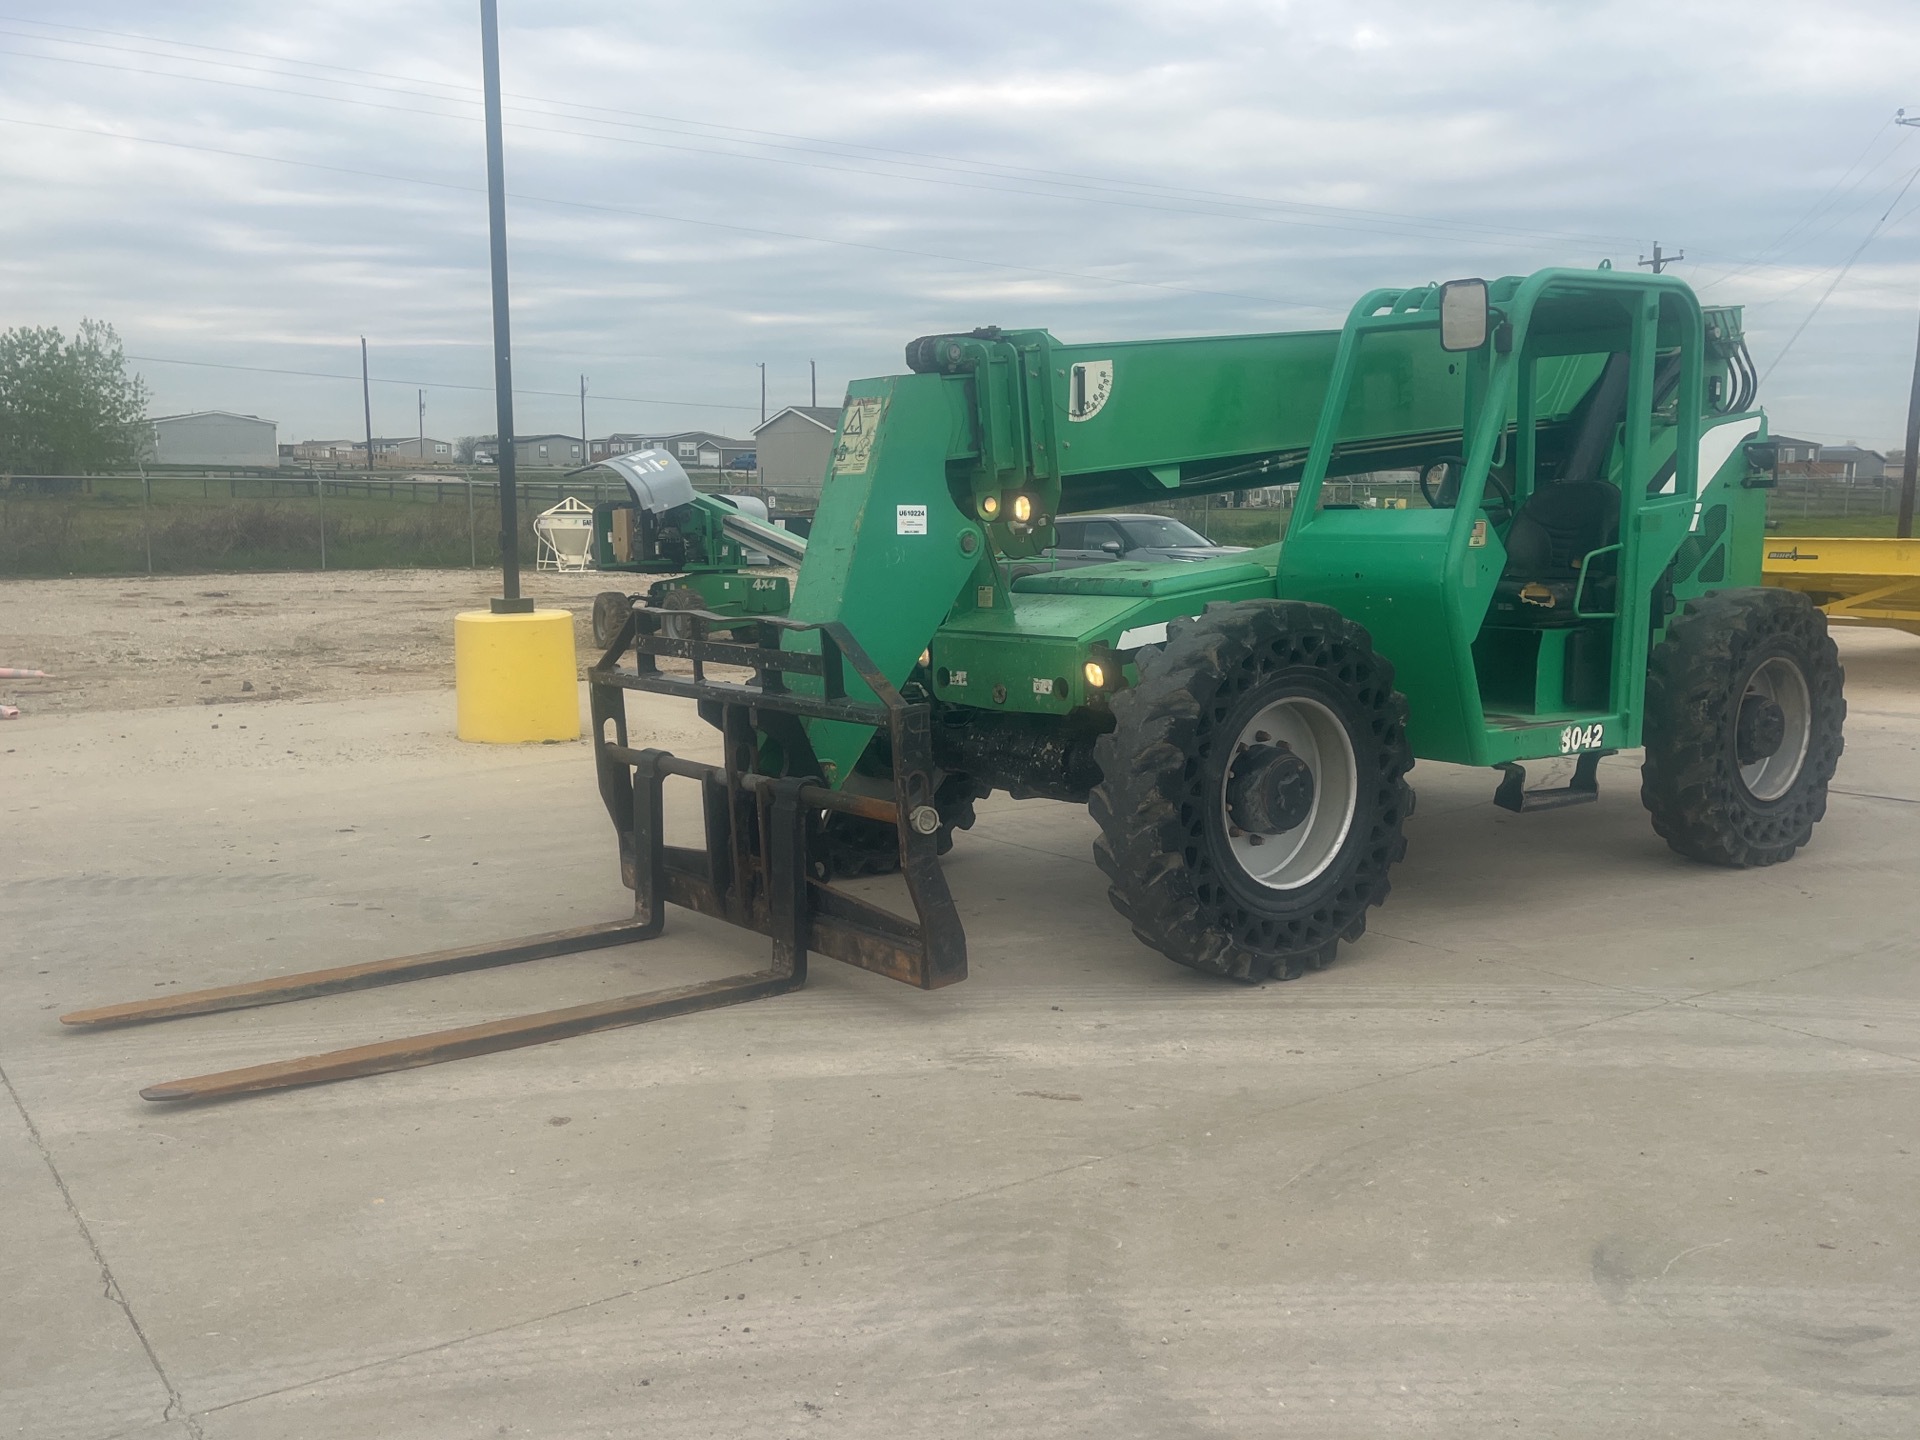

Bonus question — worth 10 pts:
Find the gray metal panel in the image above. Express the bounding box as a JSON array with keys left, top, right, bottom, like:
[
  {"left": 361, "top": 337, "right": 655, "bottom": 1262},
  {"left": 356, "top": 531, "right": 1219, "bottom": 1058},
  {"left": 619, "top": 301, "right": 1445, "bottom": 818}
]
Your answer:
[{"left": 597, "top": 448, "right": 696, "bottom": 512}]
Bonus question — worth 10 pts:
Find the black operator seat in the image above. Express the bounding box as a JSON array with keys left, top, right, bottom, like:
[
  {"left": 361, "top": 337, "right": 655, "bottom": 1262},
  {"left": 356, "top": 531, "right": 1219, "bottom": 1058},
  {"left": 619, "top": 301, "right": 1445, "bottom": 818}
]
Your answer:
[{"left": 1490, "top": 353, "right": 1629, "bottom": 626}]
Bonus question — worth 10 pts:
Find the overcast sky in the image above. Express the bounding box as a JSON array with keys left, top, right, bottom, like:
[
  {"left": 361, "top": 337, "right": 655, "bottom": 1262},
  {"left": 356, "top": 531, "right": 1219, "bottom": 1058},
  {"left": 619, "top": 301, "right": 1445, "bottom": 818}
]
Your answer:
[{"left": 2, "top": 1, "right": 1918, "bottom": 450}]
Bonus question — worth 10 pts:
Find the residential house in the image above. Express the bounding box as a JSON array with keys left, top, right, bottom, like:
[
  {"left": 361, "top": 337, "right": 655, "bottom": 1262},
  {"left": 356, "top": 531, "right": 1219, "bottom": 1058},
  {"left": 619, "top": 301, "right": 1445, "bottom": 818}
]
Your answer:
[
  {"left": 589, "top": 432, "right": 666, "bottom": 462},
  {"left": 1769, "top": 435, "right": 1821, "bottom": 465},
  {"left": 1815, "top": 445, "right": 1886, "bottom": 483},
  {"left": 500, "top": 434, "right": 584, "bottom": 468},
  {"left": 590, "top": 431, "right": 754, "bottom": 469},
  {"left": 373, "top": 436, "right": 456, "bottom": 462},
  {"left": 751, "top": 406, "right": 842, "bottom": 497},
  {"left": 148, "top": 411, "right": 279, "bottom": 468},
  {"left": 287, "top": 440, "right": 348, "bottom": 463}
]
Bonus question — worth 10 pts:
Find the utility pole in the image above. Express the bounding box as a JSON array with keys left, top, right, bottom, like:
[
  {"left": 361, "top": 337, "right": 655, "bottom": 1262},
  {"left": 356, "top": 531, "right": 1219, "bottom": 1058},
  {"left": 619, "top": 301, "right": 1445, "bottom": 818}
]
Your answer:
[
  {"left": 810, "top": 359, "right": 817, "bottom": 409},
  {"left": 1895, "top": 111, "right": 1920, "bottom": 539},
  {"left": 417, "top": 388, "right": 425, "bottom": 460},
  {"left": 479, "top": 0, "right": 530, "bottom": 612},
  {"left": 1637, "top": 241, "right": 1683, "bottom": 274},
  {"left": 579, "top": 374, "right": 588, "bottom": 462},
  {"left": 758, "top": 362, "right": 767, "bottom": 425},
  {"left": 140, "top": 462, "right": 152, "bottom": 575},
  {"left": 360, "top": 336, "right": 375, "bottom": 472},
  {"left": 1898, "top": 308, "right": 1920, "bottom": 539}
]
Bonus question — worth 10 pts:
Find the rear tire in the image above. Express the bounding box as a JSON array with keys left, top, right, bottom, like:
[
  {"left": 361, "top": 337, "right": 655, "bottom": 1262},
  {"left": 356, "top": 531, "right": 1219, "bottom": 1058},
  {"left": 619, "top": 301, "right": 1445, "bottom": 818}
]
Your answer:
[
  {"left": 591, "top": 591, "right": 632, "bottom": 648},
  {"left": 1640, "top": 587, "right": 1845, "bottom": 866},
  {"left": 1090, "top": 600, "right": 1414, "bottom": 981}
]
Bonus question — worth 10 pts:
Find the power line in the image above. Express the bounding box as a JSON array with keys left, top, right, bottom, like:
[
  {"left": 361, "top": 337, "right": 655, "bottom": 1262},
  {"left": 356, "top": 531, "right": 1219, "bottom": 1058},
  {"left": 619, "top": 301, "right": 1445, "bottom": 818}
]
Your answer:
[
  {"left": 1754, "top": 142, "right": 1920, "bottom": 274},
  {"left": 1732, "top": 162, "right": 1920, "bottom": 315},
  {"left": 0, "top": 12, "right": 1652, "bottom": 251},
  {"left": 1759, "top": 162, "right": 1920, "bottom": 386},
  {"left": 21, "top": 5, "right": 1920, "bottom": 288},
  {"left": 123, "top": 352, "right": 759, "bottom": 412},
  {"left": 26, "top": 15, "right": 1911, "bottom": 285},
  {"left": 1692, "top": 120, "right": 1909, "bottom": 292},
  {"left": 0, "top": 39, "right": 1638, "bottom": 256},
  {"left": 0, "top": 114, "right": 1341, "bottom": 311},
  {"left": 9, "top": 11, "right": 1910, "bottom": 334}
]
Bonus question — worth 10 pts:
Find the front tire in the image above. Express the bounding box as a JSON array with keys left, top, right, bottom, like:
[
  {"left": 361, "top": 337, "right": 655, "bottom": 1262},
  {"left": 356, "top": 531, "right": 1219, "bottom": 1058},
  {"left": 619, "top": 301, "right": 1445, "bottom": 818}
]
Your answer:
[
  {"left": 816, "top": 773, "right": 985, "bottom": 879},
  {"left": 1090, "top": 600, "right": 1414, "bottom": 981},
  {"left": 1640, "top": 587, "right": 1845, "bottom": 866}
]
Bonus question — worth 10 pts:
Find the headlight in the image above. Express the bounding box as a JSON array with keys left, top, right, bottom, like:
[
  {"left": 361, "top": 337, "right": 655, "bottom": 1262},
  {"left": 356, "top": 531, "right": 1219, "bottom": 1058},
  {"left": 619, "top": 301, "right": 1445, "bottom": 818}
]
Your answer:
[
  {"left": 979, "top": 494, "right": 1001, "bottom": 520},
  {"left": 1011, "top": 493, "right": 1034, "bottom": 524},
  {"left": 1083, "top": 660, "right": 1106, "bottom": 689}
]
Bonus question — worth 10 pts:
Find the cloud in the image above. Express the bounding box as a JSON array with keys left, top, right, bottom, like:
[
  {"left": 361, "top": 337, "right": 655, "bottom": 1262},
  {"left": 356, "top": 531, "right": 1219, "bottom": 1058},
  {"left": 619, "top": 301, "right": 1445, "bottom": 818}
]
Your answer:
[{"left": 0, "top": 0, "right": 1916, "bottom": 448}]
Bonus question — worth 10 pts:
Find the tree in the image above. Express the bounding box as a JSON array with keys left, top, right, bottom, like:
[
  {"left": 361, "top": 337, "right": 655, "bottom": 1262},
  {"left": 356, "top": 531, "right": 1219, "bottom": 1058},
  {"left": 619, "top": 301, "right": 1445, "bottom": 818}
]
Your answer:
[
  {"left": 0, "top": 320, "right": 151, "bottom": 475},
  {"left": 456, "top": 434, "right": 491, "bottom": 463}
]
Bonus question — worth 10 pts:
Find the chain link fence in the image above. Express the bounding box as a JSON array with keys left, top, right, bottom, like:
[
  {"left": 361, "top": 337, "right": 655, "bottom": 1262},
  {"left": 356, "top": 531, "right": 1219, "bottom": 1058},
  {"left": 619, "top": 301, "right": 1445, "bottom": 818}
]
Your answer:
[
  {"left": 7, "top": 465, "right": 1908, "bottom": 578},
  {"left": 1139, "top": 477, "right": 1427, "bottom": 547},
  {"left": 1766, "top": 473, "right": 1907, "bottom": 521},
  {"left": 1147, "top": 473, "right": 1912, "bottom": 546},
  {"left": 0, "top": 468, "right": 819, "bottom": 577}
]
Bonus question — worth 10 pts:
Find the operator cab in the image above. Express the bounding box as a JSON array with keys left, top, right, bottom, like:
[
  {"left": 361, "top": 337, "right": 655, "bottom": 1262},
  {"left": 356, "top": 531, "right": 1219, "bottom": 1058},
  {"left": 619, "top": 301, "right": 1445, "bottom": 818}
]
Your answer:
[
  {"left": 1483, "top": 351, "right": 1632, "bottom": 627},
  {"left": 1279, "top": 269, "right": 1733, "bottom": 766},
  {"left": 1468, "top": 293, "right": 1698, "bottom": 723}
]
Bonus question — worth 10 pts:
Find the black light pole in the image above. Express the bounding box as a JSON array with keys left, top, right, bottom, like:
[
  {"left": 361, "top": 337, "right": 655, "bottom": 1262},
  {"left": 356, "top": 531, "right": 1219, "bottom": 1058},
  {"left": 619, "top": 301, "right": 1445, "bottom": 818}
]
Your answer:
[
  {"left": 810, "top": 359, "right": 816, "bottom": 408},
  {"left": 1895, "top": 109, "right": 1919, "bottom": 539},
  {"left": 480, "top": 0, "right": 531, "bottom": 612}
]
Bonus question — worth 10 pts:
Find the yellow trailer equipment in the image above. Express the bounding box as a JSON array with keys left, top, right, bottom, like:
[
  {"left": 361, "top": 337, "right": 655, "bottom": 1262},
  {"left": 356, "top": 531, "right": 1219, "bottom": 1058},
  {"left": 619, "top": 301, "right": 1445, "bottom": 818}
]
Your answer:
[{"left": 1764, "top": 536, "right": 1920, "bottom": 637}]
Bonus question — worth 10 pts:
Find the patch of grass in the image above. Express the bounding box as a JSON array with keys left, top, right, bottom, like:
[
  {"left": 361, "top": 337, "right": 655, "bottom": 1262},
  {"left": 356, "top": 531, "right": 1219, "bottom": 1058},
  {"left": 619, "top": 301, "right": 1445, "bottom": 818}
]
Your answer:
[
  {"left": 0, "top": 473, "right": 619, "bottom": 576},
  {"left": 1193, "top": 509, "right": 1288, "bottom": 547},
  {"left": 10, "top": 472, "right": 1906, "bottom": 578}
]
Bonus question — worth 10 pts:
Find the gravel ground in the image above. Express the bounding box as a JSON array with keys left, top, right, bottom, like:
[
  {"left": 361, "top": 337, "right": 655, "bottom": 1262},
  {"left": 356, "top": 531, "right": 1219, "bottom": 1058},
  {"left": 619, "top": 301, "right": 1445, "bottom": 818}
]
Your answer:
[{"left": 0, "top": 569, "right": 667, "bottom": 716}]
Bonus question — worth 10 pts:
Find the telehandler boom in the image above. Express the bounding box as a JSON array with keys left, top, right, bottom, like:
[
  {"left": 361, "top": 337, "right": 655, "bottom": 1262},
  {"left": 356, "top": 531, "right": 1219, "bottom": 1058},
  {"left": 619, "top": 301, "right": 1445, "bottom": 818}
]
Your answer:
[{"left": 68, "top": 266, "right": 1846, "bottom": 1098}]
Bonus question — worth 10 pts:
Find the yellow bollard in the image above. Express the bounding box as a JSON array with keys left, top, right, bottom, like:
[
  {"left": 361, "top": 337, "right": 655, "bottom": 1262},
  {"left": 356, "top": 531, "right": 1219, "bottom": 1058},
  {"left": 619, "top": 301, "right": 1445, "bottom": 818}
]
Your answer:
[{"left": 453, "top": 609, "right": 579, "bottom": 743}]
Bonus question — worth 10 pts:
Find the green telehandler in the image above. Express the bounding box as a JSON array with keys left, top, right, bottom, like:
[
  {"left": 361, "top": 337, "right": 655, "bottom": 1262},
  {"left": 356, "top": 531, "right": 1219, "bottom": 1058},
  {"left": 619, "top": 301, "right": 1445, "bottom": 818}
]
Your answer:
[
  {"left": 583, "top": 264, "right": 1843, "bottom": 990},
  {"left": 69, "top": 265, "right": 1849, "bottom": 1100}
]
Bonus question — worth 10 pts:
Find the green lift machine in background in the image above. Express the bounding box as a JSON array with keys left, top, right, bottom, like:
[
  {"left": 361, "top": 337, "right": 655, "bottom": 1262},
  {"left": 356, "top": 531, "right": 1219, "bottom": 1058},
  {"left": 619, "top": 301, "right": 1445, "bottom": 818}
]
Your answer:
[{"left": 584, "top": 448, "right": 804, "bottom": 645}]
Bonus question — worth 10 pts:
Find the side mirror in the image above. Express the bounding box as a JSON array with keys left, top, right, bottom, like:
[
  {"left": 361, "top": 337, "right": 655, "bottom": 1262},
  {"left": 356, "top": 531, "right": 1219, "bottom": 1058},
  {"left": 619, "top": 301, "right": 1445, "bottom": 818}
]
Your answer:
[
  {"left": 1100, "top": 540, "right": 1125, "bottom": 555},
  {"left": 1439, "top": 278, "right": 1489, "bottom": 352},
  {"left": 1742, "top": 440, "right": 1779, "bottom": 490}
]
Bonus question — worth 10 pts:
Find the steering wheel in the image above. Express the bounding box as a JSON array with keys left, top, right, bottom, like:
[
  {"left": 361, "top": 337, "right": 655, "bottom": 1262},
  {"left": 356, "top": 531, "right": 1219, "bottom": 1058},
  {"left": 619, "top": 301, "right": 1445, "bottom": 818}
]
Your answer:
[{"left": 1419, "top": 456, "right": 1515, "bottom": 520}]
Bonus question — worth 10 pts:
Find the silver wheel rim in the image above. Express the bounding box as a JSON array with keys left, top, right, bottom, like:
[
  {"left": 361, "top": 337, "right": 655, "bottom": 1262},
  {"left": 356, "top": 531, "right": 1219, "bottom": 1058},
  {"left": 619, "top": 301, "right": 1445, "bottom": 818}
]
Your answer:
[
  {"left": 1740, "top": 655, "right": 1812, "bottom": 802},
  {"left": 1220, "top": 696, "right": 1358, "bottom": 890}
]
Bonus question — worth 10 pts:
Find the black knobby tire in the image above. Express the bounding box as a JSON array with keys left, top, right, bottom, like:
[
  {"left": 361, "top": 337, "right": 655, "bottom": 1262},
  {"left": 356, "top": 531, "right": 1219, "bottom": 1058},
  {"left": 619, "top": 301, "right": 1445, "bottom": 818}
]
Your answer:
[
  {"left": 591, "top": 591, "right": 633, "bottom": 648},
  {"left": 1641, "top": 586, "right": 1845, "bottom": 867},
  {"left": 1090, "top": 600, "right": 1414, "bottom": 982},
  {"left": 817, "top": 774, "right": 986, "bottom": 879}
]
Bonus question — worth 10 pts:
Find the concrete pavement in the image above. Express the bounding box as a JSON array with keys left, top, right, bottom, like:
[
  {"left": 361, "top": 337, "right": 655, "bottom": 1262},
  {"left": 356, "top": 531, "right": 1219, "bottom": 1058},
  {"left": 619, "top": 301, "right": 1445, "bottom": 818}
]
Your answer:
[{"left": 5, "top": 628, "right": 1919, "bottom": 1438}]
